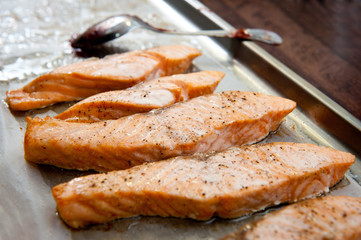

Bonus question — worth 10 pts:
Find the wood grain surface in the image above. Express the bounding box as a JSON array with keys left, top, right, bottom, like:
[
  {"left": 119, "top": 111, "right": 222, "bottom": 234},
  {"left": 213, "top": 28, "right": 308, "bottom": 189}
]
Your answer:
[{"left": 200, "top": 0, "right": 361, "bottom": 120}]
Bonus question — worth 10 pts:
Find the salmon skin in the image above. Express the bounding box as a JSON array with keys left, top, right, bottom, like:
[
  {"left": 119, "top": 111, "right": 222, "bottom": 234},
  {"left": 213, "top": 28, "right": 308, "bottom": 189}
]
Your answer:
[
  {"left": 54, "top": 71, "right": 224, "bottom": 122},
  {"left": 222, "top": 195, "right": 361, "bottom": 240},
  {"left": 6, "top": 45, "right": 201, "bottom": 111},
  {"left": 25, "top": 90, "right": 296, "bottom": 171},
  {"left": 52, "top": 142, "right": 355, "bottom": 229}
]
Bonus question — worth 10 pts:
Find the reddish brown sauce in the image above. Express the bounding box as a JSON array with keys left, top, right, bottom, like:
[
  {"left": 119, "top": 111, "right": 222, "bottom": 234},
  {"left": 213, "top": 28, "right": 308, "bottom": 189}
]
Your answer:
[
  {"left": 231, "top": 29, "right": 251, "bottom": 39},
  {"left": 71, "top": 44, "right": 128, "bottom": 58}
]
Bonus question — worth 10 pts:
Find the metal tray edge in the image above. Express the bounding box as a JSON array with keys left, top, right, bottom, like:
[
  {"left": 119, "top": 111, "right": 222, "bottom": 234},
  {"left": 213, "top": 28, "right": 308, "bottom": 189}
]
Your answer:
[{"left": 165, "top": 0, "right": 361, "bottom": 156}]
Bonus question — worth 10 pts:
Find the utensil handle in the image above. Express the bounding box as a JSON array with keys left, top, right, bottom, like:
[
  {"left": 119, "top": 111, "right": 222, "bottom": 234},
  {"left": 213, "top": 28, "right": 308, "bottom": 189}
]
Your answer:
[{"left": 155, "top": 29, "right": 282, "bottom": 45}]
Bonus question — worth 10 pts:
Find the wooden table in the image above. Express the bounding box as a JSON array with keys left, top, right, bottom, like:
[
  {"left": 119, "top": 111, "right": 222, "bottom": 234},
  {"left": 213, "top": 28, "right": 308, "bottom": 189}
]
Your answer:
[{"left": 200, "top": 0, "right": 361, "bottom": 120}]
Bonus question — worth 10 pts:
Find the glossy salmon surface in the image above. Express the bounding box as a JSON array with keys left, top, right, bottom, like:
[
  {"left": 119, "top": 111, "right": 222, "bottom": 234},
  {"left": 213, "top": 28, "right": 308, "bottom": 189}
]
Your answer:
[
  {"left": 6, "top": 45, "right": 201, "bottom": 111},
  {"left": 25, "top": 91, "right": 296, "bottom": 171},
  {"left": 54, "top": 71, "right": 223, "bottom": 122},
  {"left": 52, "top": 142, "right": 354, "bottom": 229},
  {"left": 223, "top": 195, "right": 361, "bottom": 240}
]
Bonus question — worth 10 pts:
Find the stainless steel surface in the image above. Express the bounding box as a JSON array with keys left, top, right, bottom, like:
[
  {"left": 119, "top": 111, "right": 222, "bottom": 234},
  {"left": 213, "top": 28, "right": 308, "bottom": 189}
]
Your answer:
[
  {"left": 1, "top": 0, "right": 360, "bottom": 239},
  {"left": 174, "top": 0, "right": 361, "bottom": 157},
  {"left": 70, "top": 14, "right": 282, "bottom": 48}
]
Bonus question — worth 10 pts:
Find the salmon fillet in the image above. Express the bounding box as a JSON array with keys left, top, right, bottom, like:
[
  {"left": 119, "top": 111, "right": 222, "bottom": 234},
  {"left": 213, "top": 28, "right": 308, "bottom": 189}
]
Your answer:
[
  {"left": 6, "top": 45, "right": 201, "bottom": 111},
  {"left": 52, "top": 142, "right": 355, "bottom": 229},
  {"left": 25, "top": 90, "right": 296, "bottom": 171},
  {"left": 54, "top": 71, "right": 224, "bottom": 122},
  {"left": 223, "top": 195, "right": 361, "bottom": 240}
]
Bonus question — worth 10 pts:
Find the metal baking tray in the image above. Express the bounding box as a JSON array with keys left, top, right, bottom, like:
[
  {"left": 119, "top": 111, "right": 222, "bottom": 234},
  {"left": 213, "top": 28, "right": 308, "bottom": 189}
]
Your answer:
[{"left": 1, "top": 0, "right": 360, "bottom": 239}]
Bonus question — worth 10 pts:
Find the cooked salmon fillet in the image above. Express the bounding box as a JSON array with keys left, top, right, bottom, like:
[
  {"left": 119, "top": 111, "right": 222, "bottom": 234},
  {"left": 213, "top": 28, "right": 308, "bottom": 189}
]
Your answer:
[
  {"left": 6, "top": 45, "right": 201, "bottom": 111},
  {"left": 52, "top": 142, "right": 355, "bottom": 229},
  {"left": 222, "top": 195, "right": 361, "bottom": 240},
  {"left": 54, "top": 71, "right": 224, "bottom": 122},
  {"left": 25, "top": 91, "right": 296, "bottom": 171}
]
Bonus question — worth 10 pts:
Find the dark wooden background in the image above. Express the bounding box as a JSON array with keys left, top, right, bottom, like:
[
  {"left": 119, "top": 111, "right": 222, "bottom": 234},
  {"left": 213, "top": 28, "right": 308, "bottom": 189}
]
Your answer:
[{"left": 200, "top": 0, "right": 361, "bottom": 120}]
